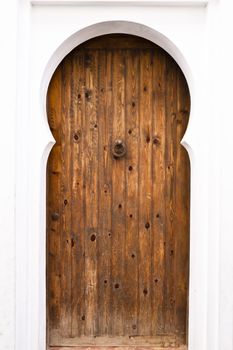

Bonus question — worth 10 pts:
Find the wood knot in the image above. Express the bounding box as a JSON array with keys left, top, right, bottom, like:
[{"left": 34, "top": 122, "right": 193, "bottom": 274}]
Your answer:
[
  {"left": 145, "top": 222, "right": 150, "bottom": 229},
  {"left": 90, "top": 234, "right": 96, "bottom": 242},
  {"left": 85, "top": 89, "right": 92, "bottom": 100},
  {"left": 73, "top": 131, "right": 81, "bottom": 143},
  {"left": 153, "top": 136, "right": 160, "bottom": 145},
  {"left": 146, "top": 136, "right": 150, "bottom": 143}
]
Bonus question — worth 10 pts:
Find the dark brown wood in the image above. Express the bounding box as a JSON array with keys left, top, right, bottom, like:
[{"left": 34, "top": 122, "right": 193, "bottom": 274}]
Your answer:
[
  {"left": 70, "top": 49, "right": 85, "bottom": 337},
  {"left": 137, "top": 49, "right": 153, "bottom": 336},
  {"left": 47, "top": 34, "right": 190, "bottom": 349},
  {"left": 151, "top": 49, "right": 166, "bottom": 335},
  {"left": 77, "top": 34, "right": 158, "bottom": 50},
  {"left": 124, "top": 49, "right": 139, "bottom": 336},
  {"left": 47, "top": 65, "right": 62, "bottom": 334}
]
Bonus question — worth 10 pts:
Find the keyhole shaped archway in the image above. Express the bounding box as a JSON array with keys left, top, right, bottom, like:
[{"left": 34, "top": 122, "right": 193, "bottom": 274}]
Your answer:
[{"left": 46, "top": 33, "right": 190, "bottom": 349}]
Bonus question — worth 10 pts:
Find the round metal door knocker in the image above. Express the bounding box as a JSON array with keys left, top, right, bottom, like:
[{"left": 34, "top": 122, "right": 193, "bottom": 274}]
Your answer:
[{"left": 112, "top": 139, "right": 126, "bottom": 158}]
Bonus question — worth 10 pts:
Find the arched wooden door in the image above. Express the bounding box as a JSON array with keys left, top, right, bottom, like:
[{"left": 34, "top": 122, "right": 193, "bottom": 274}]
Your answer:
[{"left": 46, "top": 34, "right": 190, "bottom": 349}]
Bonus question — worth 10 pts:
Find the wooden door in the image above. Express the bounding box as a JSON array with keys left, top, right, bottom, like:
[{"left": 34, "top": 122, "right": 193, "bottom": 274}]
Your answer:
[{"left": 46, "top": 34, "right": 190, "bottom": 350}]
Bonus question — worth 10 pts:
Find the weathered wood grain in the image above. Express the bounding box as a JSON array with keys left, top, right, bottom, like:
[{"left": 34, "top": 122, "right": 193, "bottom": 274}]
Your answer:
[
  {"left": 60, "top": 57, "right": 73, "bottom": 338},
  {"left": 124, "top": 49, "right": 139, "bottom": 336},
  {"left": 138, "top": 49, "right": 153, "bottom": 335},
  {"left": 47, "top": 34, "right": 190, "bottom": 349},
  {"left": 70, "top": 50, "right": 86, "bottom": 337},
  {"left": 49, "top": 331, "right": 185, "bottom": 346},
  {"left": 47, "top": 65, "right": 62, "bottom": 333},
  {"left": 111, "top": 48, "right": 126, "bottom": 336},
  {"left": 97, "top": 49, "right": 113, "bottom": 336},
  {"left": 84, "top": 49, "right": 99, "bottom": 336},
  {"left": 151, "top": 49, "right": 166, "bottom": 335},
  {"left": 164, "top": 56, "right": 177, "bottom": 334}
]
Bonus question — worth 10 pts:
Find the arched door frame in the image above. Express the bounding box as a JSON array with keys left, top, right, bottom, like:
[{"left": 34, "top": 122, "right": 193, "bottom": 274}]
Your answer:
[{"left": 16, "top": 20, "right": 211, "bottom": 350}]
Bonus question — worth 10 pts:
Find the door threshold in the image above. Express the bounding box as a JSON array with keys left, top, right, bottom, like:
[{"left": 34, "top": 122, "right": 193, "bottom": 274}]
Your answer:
[{"left": 49, "top": 346, "right": 187, "bottom": 350}]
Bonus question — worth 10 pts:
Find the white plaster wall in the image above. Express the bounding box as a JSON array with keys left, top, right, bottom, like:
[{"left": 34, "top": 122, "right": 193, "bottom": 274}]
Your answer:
[
  {"left": 0, "top": 1, "right": 18, "bottom": 349},
  {"left": 0, "top": 1, "right": 233, "bottom": 350},
  {"left": 217, "top": 2, "right": 233, "bottom": 349},
  {"left": 28, "top": 8, "right": 210, "bottom": 350}
]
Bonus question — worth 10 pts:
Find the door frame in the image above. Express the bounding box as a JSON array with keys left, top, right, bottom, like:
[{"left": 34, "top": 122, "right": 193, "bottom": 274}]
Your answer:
[{"left": 15, "top": 10, "right": 218, "bottom": 350}]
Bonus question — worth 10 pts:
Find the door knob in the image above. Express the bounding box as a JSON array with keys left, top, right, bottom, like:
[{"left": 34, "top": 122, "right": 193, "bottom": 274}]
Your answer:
[{"left": 112, "top": 139, "right": 126, "bottom": 158}]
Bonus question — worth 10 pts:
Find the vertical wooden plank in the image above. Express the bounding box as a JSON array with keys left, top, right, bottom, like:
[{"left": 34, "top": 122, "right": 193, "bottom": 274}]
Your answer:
[
  {"left": 47, "top": 66, "right": 62, "bottom": 341},
  {"left": 164, "top": 56, "right": 178, "bottom": 334},
  {"left": 70, "top": 50, "right": 86, "bottom": 337},
  {"left": 59, "top": 57, "right": 73, "bottom": 338},
  {"left": 174, "top": 67, "right": 190, "bottom": 335},
  {"left": 138, "top": 49, "right": 153, "bottom": 336},
  {"left": 151, "top": 48, "right": 166, "bottom": 335},
  {"left": 84, "top": 49, "right": 99, "bottom": 336},
  {"left": 110, "top": 49, "right": 126, "bottom": 336},
  {"left": 97, "top": 49, "right": 113, "bottom": 336},
  {"left": 124, "top": 49, "right": 140, "bottom": 336}
]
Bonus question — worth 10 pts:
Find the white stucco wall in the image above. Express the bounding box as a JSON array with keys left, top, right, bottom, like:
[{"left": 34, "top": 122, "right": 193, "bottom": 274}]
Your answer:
[
  {"left": 0, "top": 1, "right": 233, "bottom": 350},
  {"left": 0, "top": 1, "right": 18, "bottom": 349}
]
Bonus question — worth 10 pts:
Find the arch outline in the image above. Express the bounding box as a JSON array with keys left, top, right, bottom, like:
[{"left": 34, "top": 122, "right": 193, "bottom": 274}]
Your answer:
[
  {"left": 41, "top": 21, "right": 195, "bottom": 157},
  {"left": 40, "top": 20, "right": 200, "bottom": 350}
]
